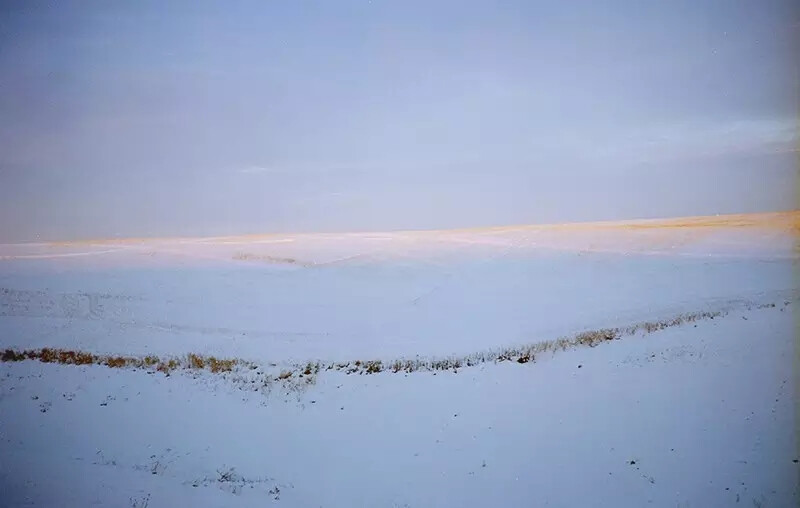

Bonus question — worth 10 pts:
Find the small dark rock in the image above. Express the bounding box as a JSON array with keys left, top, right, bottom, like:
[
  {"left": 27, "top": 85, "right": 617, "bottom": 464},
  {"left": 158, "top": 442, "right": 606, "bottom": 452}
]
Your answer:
[
  {"left": 793, "top": 459, "right": 798, "bottom": 463},
  {"left": 629, "top": 460, "right": 636, "bottom": 465},
  {"left": 577, "top": 364, "right": 582, "bottom": 369}
]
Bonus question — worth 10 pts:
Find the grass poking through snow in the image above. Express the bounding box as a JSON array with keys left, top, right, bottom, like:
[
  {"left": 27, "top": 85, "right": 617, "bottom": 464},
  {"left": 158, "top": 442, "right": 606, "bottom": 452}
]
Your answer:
[
  {"left": 0, "top": 349, "right": 243, "bottom": 376},
  {"left": 0, "top": 299, "right": 789, "bottom": 394}
]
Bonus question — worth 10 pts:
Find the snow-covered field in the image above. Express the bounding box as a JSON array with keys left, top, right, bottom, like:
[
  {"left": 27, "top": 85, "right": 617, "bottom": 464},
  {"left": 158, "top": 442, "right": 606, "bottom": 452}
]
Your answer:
[{"left": 1, "top": 212, "right": 798, "bottom": 507}]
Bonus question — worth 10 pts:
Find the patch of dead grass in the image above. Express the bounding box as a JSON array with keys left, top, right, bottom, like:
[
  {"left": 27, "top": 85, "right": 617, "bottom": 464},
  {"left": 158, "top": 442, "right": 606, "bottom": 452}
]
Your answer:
[
  {"left": 105, "top": 356, "right": 128, "bottom": 368},
  {"left": 0, "top": 348, "right": 240, "bottom": 378},
  {"left": 188, "top": 353, "right": 205, "bottom": 369},
  {"left": 208, "top": 357, "right": 236, "bottom": 373}
]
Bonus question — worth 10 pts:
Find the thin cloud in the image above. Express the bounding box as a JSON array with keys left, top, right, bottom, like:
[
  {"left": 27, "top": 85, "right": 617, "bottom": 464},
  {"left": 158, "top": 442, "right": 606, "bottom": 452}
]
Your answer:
[
  {"left": 237, "top": 165, "right": 283, "bottom": 175},
  {"left": 235, "top": 163, "right": 375, "bottom": 176},
  {"left": 620, "top": 118, "right": 798, "bottom": 164}
]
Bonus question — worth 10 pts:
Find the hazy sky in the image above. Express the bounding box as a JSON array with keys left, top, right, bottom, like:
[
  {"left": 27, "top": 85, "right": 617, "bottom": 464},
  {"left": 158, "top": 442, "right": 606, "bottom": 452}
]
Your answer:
[{"left": 1, "top": 1, "right": 797, "bottom": 241}]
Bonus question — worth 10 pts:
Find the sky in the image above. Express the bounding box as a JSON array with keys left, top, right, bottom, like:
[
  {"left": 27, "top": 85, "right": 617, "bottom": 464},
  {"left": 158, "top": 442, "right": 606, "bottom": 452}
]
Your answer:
[{"left": 0, "top": 0, "right": 797, "bottom": 241}]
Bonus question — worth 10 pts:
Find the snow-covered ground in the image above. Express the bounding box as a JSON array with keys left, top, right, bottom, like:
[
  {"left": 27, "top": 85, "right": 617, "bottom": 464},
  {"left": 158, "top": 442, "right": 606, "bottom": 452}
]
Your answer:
[{"left": 1, "top": 213, "right": 798, "bottom": 507}]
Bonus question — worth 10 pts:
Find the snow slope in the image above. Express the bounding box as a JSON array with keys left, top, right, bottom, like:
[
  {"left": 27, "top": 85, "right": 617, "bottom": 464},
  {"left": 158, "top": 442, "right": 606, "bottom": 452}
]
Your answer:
[
  {"left": 0, "top": 212, "right": 798, "bottom": 507},
  {"left": 1, "top": 302, "right": 796, "bottom": 507}
]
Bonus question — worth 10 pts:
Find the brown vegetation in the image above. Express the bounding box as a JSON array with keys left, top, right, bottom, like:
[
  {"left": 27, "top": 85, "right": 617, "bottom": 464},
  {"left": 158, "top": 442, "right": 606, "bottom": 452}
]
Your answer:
[
  {"left": 0, "top": 298, "right": 789, "bottom": 393},
  {"left": 208, "top": 357, "right": 236, "bottom": 373},
  {"left": 0, "top": 348, "right": 239, "bottom": 377}
]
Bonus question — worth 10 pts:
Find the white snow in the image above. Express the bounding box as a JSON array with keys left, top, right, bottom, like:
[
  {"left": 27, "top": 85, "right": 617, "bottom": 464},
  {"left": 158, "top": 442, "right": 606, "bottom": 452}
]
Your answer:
[{"left": 1, "top": 215, "right": 798, "bottom": 507}]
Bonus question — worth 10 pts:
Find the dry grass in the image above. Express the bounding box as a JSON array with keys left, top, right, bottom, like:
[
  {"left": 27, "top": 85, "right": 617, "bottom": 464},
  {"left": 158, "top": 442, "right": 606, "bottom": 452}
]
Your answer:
[
  {"left": 363, "top": 360, "right": 382, "bottom": 374},
  {"left": 0, "top": 349, "right": 239, "bottom": 377},
  {"left": 208, "top": 357, "right": 236, "bottom": 373},
  {"left": 56, "top": 350, "right": 95, "bottom": 365},
  {"left": 315, "top": 300, "right": 777, "bottom": 376},
  {"left": 156, "top": 359, "right": 180, "bottom": 375},
  {"left": 188, "top": 353, "right": 205, "bottom": 369},
  {"left": 105, "top": 356, "right": 127, "bottom": 368},
  {"left": 0, "top": 297, "right": 790, "bottom": 393},
  {"left": 302, "top": 362, "right": 321, "bottom": 376}
]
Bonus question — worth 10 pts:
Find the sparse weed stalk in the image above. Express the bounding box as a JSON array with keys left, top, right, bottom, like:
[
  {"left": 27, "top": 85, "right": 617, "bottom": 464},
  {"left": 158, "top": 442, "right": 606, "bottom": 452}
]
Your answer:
[
  {"left": 302, "top": 361, "right": 321, "bottom": 376},
  {"left": 217, "top": 467, "right": 237, "bottom": 483},
  {"left": 364, "top": 360, "right": 383, "bottom": 374},
  {"left": 156, "top": 358, "right": 180, "bottom": 374},
  {"left": 129, "top": 494, "right": 151, "bottom": 508}
]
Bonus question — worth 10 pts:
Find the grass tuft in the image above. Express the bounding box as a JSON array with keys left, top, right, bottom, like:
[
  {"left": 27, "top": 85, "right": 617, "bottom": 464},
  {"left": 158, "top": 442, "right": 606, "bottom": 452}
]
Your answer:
[
  {"left": 2, "top": 349, "right": 24, "bottom": 362},
  {"left": 40, "top": 348, "right": 57, "bottom": 363},
  {"left": 364, "top": 360, "right": 383, "bottom": 374},
  {"left": 208, "top": 357, "right": 236, "bottom": 373},
  {"left": 105, "top": 356, "right": 128, "bottom": 368},
  {"left": 188, "top": 353, "right": 205, "bottom": 369}
]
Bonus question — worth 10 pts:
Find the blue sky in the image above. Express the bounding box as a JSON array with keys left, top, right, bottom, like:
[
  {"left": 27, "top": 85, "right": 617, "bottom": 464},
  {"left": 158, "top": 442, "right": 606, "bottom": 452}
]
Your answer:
[{"left": 0, "top": 1, "right": 797, "bottom": 241}]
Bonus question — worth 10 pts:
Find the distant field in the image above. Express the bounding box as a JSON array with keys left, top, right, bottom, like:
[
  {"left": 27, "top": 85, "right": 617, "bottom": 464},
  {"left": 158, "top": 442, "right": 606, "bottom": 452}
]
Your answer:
[
  {"left": 30, "top": 210, "right": 800, "bottom": 247},
  {"left": 1, "top": 210, "right": 796, "bottom": 267}
]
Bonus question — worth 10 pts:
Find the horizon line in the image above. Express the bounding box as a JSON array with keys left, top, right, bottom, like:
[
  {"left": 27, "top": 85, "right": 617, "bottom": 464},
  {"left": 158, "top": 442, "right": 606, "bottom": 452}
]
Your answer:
[{"left": 5, "top": 209, "right": 798, "bottom": 247}]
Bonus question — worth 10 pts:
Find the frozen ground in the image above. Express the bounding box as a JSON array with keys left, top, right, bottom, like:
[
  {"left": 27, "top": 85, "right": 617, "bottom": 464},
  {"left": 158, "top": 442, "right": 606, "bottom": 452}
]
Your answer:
[{"left": 0, "top": 212, "right": 798, "bottom": 507}]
